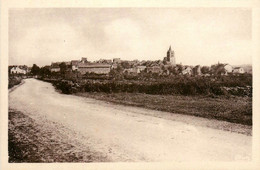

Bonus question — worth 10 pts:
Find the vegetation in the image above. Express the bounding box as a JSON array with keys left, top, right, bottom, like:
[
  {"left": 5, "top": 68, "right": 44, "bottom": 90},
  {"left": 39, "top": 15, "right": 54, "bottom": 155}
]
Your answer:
[
  {"left": 31, "top": 64, "right": 40, "bottom": 75},
  {"left": 76, "top": 92, "right": 252, "bottom": 126},
  {"left": 41, "top": 74, "right": 252, "bottom": 97},
  {"left": 8, "top": 75, "right": 22, "bottom": 89},
  {"left": 8, "top": 109, "right": 108, "bottom": 162},
  {"left": 38, "top": 72, "right": 252, "bottom": 126},
  {"left": 10, "top": 61, "right": 252, "bottom": 126}
]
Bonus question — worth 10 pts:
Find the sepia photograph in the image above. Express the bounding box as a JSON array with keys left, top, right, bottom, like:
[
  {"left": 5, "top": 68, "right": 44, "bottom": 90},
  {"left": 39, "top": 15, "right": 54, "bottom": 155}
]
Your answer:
[
  {"left": 7, "top": 7, "right": 253, "bottom": 162},
  {"left": 1, "top": 1, "right": 260, "bottom": 169}
]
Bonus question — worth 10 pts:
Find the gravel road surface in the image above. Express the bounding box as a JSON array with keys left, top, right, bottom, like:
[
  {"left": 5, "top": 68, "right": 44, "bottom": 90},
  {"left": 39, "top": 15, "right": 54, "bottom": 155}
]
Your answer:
[{"left": 8, "top": 79, "right": 252, "bottom": 162}]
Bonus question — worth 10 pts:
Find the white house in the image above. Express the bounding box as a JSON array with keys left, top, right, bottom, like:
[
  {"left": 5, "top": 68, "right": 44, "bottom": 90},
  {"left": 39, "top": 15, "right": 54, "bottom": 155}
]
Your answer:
[
  {"left": 10, "top": 66, "right": 27, "bottom": 74},
  {"left": 182, "top": 66, "right": 192, "bottom": 75},
  {"left": 233, "top": 67, "right": 245, "bottom": 74},
  {"left": 136, "top": 66, "right": 146, "bottom": 73},
  {"left": 50, "top": 63, "right": 61, "bottom": 72},
  {"left": 71, "top": 60, "right": 79, "bottom": 71},
  {"left": 224, "top": 64, "right": 233, "bottom": 73},
  {"left": 50, "top": 67, "right": 60, "bottom": 72}
]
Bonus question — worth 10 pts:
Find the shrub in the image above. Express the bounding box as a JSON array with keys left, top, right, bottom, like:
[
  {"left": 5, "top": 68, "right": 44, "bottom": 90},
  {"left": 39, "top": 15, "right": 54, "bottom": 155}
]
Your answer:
[{"left": 44, "top": 74, "right": 252, "bottom": 97}]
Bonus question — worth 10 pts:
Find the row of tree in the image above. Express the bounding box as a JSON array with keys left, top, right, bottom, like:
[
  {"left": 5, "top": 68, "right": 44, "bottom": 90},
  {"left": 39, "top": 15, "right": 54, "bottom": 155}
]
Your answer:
[{"left": 30, "top": 62, "right": 247, "bottom": 80}]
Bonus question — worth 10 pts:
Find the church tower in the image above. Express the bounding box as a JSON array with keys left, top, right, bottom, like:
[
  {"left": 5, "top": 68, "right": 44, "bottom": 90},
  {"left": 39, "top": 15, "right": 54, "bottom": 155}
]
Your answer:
[{"left": 166, "top": 46, "right": 176, "bottom": 66}]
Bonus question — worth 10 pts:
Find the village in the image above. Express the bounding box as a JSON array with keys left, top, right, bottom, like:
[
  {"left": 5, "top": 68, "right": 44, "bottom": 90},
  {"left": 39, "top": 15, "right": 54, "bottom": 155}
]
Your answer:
[
  {"left": 9, "top": 46, "right": 250, "bottom": 77},
  {"left": 6, "top": 7, "right": 254, "bottom": 165}
]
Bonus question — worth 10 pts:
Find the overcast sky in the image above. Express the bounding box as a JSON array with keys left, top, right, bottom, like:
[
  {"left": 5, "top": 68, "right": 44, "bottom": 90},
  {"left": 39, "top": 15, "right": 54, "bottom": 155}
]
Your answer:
[{"left": 9, "top": 8, "right": 251, "bottom": 67}]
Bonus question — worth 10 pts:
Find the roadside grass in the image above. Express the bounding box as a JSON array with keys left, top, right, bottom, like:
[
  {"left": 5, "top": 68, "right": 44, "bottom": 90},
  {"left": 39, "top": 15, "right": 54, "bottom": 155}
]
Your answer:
[
  {"left": 75, "top": 92, "right": 252, "bottom": 126},
  {"left": 8, "top": 110, "right": 108, "bottom": 162},
  {"left": 8, "top": 76, "right": 22, "bottom": 89}
]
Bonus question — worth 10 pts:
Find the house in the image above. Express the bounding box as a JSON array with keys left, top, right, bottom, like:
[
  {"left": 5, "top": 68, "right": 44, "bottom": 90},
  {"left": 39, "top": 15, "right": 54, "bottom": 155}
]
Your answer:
[
  {"left": 124, "top": 68, "right": 137, "bottom": 74},
  {"left": 224, "top": 64, "right": 233, "bottom": 73},
  {"left": 64, "top": 61, "right": 71, "bottom": 66},
  {"left": 124, "top": 65, "right": 147, "bottom": 74},
  {"left": 96, "top": 59, "right": 112, "bottom": 64},
  {"left": 136, "top": 66, "right": 146, "bottom": 73},
  {"left": 78, "top": 63, "right": 111, "bottom": 75},
  {"left": 71, "top": 60, "right": 79, "bottom": 71},
  {"left": 10, "top": 66, "right": 27, "bottom": 74},
  {"left": 146, "top": 66, "right": 162, "bottom": 74},
  {"left": 193, "top": 65, "right": 201, "bottom": 75},
  {"left": 233, "top": 67, "right": 245, "bottom": 74},
  {"left": 81, "top": 57, "right": 88, "bottom": 63},
  {"left": 111, "top": 63, "right": 118, "bottom": 69},
  {"left": 50, "top": 63, "right": 60, "bottom": 72},
  {"left": 113, "top": 58, "right": 121, "bottom": 64},
  {"left": 182, "top": 66, "right": 192, "bottom": 75}
]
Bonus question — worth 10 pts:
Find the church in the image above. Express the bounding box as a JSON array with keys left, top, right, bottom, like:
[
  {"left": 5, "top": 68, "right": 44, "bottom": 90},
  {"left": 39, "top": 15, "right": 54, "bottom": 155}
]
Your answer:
[{"left": 163, "top": 46, "right": 176, "bottom": 66}]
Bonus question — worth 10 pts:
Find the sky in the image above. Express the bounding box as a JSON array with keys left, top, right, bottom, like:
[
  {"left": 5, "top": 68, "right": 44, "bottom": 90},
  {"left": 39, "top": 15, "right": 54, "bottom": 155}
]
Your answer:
[{"left": 9, "top": 8, "right": 252, "bottom": 67}]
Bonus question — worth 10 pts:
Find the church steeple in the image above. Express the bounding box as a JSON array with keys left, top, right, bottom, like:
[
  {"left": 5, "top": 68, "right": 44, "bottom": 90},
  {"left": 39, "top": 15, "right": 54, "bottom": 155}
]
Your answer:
[{"left": 166, "top": 45, "right": 176, "bottom": 66}]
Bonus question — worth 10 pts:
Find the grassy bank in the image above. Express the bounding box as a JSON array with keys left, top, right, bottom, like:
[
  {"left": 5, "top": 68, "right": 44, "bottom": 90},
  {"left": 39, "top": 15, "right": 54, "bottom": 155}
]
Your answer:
[
  {"left": 8, "top": 76, "right": 22, "bottom": 89},
  {"left": 8, "top": 109, "right": 108, "bottom": 162},
  {"left": 75, "top": 92, "right": 252, "bottom": 126}
]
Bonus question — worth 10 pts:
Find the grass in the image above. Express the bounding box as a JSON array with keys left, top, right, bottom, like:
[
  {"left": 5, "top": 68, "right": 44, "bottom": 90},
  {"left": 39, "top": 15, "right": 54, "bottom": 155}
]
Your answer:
[
  {"left": 8, "top": 109, "right": 108, "bottom": 162},
  {"left": 75, "top": 92, "right": 252, "bottom": 126},
  {"left": 8, "top": 76, "right": 22, "bottom": 89}
]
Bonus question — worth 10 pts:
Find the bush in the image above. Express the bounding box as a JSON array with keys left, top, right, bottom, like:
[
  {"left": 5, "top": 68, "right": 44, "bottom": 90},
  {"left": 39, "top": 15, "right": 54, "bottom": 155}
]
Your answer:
[
  {"left": 43, "top": 74, "right": 252, "bottom": 97},
  {"left": 8, "top": 76, "right": 22, "bottom": 89}
]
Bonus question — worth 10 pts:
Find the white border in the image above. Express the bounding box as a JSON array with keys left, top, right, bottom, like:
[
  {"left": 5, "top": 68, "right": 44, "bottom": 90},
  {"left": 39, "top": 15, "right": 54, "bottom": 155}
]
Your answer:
[{"left": 1, "top": 0, "right": 260, "bottom": 170}]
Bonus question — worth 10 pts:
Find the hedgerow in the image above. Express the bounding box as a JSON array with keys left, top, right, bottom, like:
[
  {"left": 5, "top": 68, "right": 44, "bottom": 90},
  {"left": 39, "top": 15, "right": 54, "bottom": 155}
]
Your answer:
[{"left": 42, "top": 74, "right": 252, "bottom": 97}]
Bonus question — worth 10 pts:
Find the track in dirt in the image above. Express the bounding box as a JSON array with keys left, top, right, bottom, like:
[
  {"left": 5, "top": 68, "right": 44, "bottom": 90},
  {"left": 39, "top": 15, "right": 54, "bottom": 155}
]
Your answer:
[{"left": 8, "top": 79, "right": 252, "bottom": 162}]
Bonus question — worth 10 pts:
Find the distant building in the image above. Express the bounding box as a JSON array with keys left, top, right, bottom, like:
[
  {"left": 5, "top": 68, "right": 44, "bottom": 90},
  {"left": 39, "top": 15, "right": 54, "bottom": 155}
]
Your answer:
[
  {"left": 136, "top": 66, "right": 146, "bottom": 73},
  {"left": 123, "top": 66, "right": 147, "bottom": 74},
  {"left": 163, "top": 46, "right": 176, "bottom": 66},
  {"left": 193, "top": 65, "right": 201, "bottom": 75},
  {"left": 81, "top": 57, "right": 88, "bottom": 63},
  {"left": 10, "top": 66, "right": 27, "bottom": 74},
  {"left": 96, "top": 59, "right": 112, "bottom": 64},
  {"left": 113, "top": 58, "right": 121, "bottom": 63},
  {"left": 224, "top": 64, "right": 233, "bottom": 73},
  {"left": 146, "top": 66, "right": 161, "bottom": 74},
  {"left": 78, "top": 63, "right": 111, "bottom": 75},
  {"left": 233, "top": 67, "right": 245, "bottom": 74},
  {"left": 71, "top": 60, "right": 80, "bottom": 71},
  {"left": 64, "top": 61, "right": 71, "bottom": 66},
  {"left": 124, "top": 68, "right": 137, "bottom": 74},
  {"left": 111, "top": 63, "right": 118, "bottom": 69},
  {"left": 50, "top": 63, "right": 60, "bottom": 72},
  {"left": 182, "top": 66, "right": 192, "bottom": 75}
]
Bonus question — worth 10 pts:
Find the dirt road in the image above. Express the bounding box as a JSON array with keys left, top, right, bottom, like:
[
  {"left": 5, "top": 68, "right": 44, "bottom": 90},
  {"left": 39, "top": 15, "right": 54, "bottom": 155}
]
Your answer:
[{"left": 8, "top": 79, "right": 252, "bottom": 162}]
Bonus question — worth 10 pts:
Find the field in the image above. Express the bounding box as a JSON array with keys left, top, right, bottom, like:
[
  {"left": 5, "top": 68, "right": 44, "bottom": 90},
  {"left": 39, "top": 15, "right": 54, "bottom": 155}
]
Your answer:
[
  {"left": 39, "top": 75, "right": 252, "bottom": 126},
  {"left": 76, "top": 92, "right": 252, "bottom": 126}
]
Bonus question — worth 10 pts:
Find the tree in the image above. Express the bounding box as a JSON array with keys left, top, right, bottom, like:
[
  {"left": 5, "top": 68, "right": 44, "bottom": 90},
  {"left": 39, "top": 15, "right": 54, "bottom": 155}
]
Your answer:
[
  {"left": 31, "top": 64, "right": 40, "bottom": 75},
  {"left": 121, "top": 61, "right": 131, "bottom": 69},
  {"left": 109, "top": 65, "right": 124, "bottom": 80},
  {"left": 201, "top": 66, "right": 210, "bottom": 74},
  {"left": 39, "top": 66, "right": 51, "bottom": 77},
  {"left": 176, "top": 64, "right": 183, "bottom": 74},
  {"left": 211, "top": 63, "right": 225, "bottom": 75},
  {"left": 59, "top": 62, "right": 67, "bottom": 74},
  {"left": 168, "top": 66, "right": 178, "bottom": 75}
]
